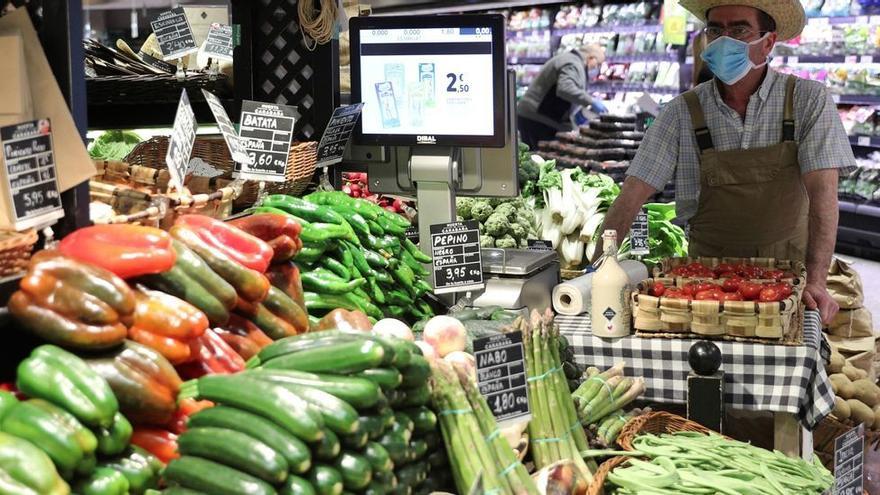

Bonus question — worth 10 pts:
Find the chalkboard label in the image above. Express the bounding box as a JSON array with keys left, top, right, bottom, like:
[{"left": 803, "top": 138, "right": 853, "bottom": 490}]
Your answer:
[
  {"left": 630, "top": 210, "right": 649, "bottom": 256},
  {"left": 316, "top": 103, "right": 364, "bottom": 168},
  {"left": 430, "top": 220, "right": 484, "bottom": 294},
  {"left": 237, "top": 100, "right": 297, "bottom": 182},
  {"left": 474, "top": 331, "right": 531, "bottom": 424},
  {"left": 405, "top": 226, "right": 420, "bottom": 243},
  {"left": 203, "top": 23, "right": 233, "bottom": 61},
  {"left": 527, "top": 239, "right": 554, "bottom": 252},
  {"left": 201, "top": 90, "right": 250, "bottom": 166},
  {"left": 1, "top": 119, "right": 63, "bottom": 230},
  {"left": 165, "top": 90, "right": 198, "bottom": 190},
  {"left": 151, "top": 7, "right": 199, "bottom": 61},
  {"left": 834, "top": 424, "right": 864, "bottom": 495}
]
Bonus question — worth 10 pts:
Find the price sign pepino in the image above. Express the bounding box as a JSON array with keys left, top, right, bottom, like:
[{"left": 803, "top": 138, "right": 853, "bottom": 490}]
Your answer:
[{"left": 430, "top": 220, "right": 484, "bottom": 294}]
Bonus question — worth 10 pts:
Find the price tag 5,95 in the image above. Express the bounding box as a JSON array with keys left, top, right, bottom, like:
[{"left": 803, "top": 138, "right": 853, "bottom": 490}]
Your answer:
[{"left": 474, "top": 331, "right": 530, "bottom": 425}]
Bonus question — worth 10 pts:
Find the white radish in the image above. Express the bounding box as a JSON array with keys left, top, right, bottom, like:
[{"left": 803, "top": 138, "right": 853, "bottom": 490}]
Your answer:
[
  {"left": 414, "top": 340, "right": 439, "bottom": 360},
  {"left": 423, "top": 315, "right": 467, "bottom": 357},
  {"left": 372, "top": 318, "right": 415, "bottom": 341}
]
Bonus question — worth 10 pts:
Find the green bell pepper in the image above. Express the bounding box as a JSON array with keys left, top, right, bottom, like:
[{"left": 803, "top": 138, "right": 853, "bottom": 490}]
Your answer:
[{"left": 0, "top": 431, "right": 69, "bottom": 495}]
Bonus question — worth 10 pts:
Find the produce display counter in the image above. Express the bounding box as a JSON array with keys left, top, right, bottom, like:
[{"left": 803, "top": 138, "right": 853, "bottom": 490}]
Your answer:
[{"left": 557, "top": 310, "right": 834, "bottom": 458}]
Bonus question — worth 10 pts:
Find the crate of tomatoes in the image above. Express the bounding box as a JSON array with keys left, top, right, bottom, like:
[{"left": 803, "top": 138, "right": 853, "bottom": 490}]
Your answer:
[{"left": 631, "top": 258, "right": 806, "bottom": 344}]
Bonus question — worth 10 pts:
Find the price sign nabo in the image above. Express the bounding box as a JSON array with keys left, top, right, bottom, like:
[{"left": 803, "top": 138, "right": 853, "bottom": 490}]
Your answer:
[{"left": 474, "top": 331, "right": 530, "bottom": 425}]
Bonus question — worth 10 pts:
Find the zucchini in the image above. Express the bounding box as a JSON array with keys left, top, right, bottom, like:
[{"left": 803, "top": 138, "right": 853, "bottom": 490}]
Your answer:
[
  {"left": 280, "top": 475, "right": 317, "bottom": 495},
  {"left": 358, "top": 415, "right": 384, "bottom": 440},
  {"left": 391, "top": 413, "right": 414, "bottom": 437},
  {"left": 163, "top": 456, "right": 276, "bottom": 495},
  {"left": 354, "top": 368, "right": 402, "bottom": 390},
  {"left": 376, "top": 407, "right": 395, "bottom": 431},
  {"left": 396, "top": 462, "right": 428, "bottom": 487},
  {"left": 409, "top": 439, "right": 428, "bottom": 461},
  {"left": 401, "top": 407, "right": 437, "bottom": 435},
  {"left": 161, "top": 488, "right": 208, "bottom": 495},
  {"left": 364, "top": 482, "right": 387, "bottom": 495},
  {"left": 379, "top": 431, "right": 409, "bottom": 466},
  {"left": 386, "top": 389, "right": 405, "bottom": 408},
  {"left": 187, "top": 406, "right": 311, "bottom": 474},
  {"left": 398, "top": 384, "right": 430, "bottom": 408},
  {"left": 389, "top": 484, "right": 412, "bottom": 495},
  {"left": 314, "top": 427, "right": 341, "bottom": 461},
  {"left": 261, "top": 340, "right": 386, "bottom": 374},
  {"left": 335, "top": 452, "right": 373, "bottom": 490},
  {"left": 244, "top": 369, "right": 381, "bottom": 409},
  {"left": 422, "top": 432, "right": 441, "bottom": 451},
  {"left": 426, "top": 450, "right": 447, "bottom": 469},
  {"left": 398, "top": 356, "right": 430, "bottom": 389},
  {"left": 341, "top": 430, "right": 368, "bottom": 450},
  {"left": 309, "top": 465, "right": 344, "bottom": 495},
  {"left": 177, "top": 427, "right": 288, "bottom": 484},
  {"left": 259, "top": 380, "right": 360, "bottom": 435},
  {"left": 373, "top": 471, "right": 397, "bottom": 489},
  {"left": 364, "top": 442, "right": 393, "bottom": 472}
]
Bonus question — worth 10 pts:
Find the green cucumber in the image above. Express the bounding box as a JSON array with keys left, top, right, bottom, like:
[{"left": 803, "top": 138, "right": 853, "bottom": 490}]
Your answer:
[
  {"left": 309, "top": 465, "right": 344, "bottom": 495},
  {"left": 354, "top": 368, "right": 402, "bottom": 390},
  {"left": 163, "top": 456, "right": 276, "bottom": 495},
  {"left": 398, "top": 385, "right": 430, "bottom": 408},
  {"left": 281, "top": 475, "right": 317, "bottom": 495},
  {"left": 259, "top": 380, "right": 359, "bottom": 435},
  {"left": 408, "top": 439, "right": 428, "bottom": 461},
  {"left": 243, "top": 369, "right": 381, "bottom": 409},
  {"left": 161, "top": 488, "right": 208, "bottom": 495},
  {"left": 261, "top": 339, "right": 386, "bottom": 374},
  {"left": 177, "top": 427, "right": 288, "bottom": 484},
  {"left": 376, "top": 407, "right": 395, "bottom": 431},
  {"left": 359, "top": 415, "right": 384, "bottom": 440},
  {"left": 373, "top": 471, "right": 397, "bottom": 489},
  {"left": 396, "top": 462, "right": 428, "bottom": 486},
  {"left": 378, "top": 431, "right": 409, "bottom": 466},
  {"left": 364, "top": 442, "right": 393, "bottom": 472},
  {"left": 185, "top": 374, "right": 323, "bottom": 442},
  {"left": 341, "top": 429, "right": 369, "bottom": 450},
  {"left": 401, "top": 407, "right": 437, "bottom": 435},
  {"left": 398, "top": 356, "right": 430, "bottom": 389},
  {"left": 187, "top": 406, "right": 311, "bottom": 474},
  {"left": 314, "top": 427, "right": 341, "bottom": 461},
  {"left": 335, "top": 452, "right": 372, "bottom": 491},
  {"left": 391, "top": 414, "right": 414, "bottom": 439}
]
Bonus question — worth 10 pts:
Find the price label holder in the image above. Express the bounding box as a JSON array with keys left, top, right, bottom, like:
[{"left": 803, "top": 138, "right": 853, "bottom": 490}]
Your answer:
[
  {"left": 316, "top": 103, "right": 364, "bottom": 168},
  {"left": 474, "top": 331, "right": 530, "bottom": 424},
  {"left": 203, "top": 23, "right": 233, "bottom": 62},
  {"left": 845, "top": 55, "right": 858, "bottom": 64},
  {"left": 526, "top": 239, "right": 554, "bottom": 252},
  {"left": 165, "top": 90, "right": 198, "bottom": 190},
  {"left": 833, "top": 424, "right": 864, "bottom": 495},
  {"left": 860, "top": 55, "right": 874, "bottom": 64},
  {"left": 405, "top": 225, "right": 420, "bottom": 243},
  {"left": 430, "top": 220, "right": 484, "bottom": 294},
  {"left": 150, "top": 7, "right": 199, "bottom": 61},
  {"left": 858, "top": 135, "right": 872, "bottom": 147},
  {"left": 0, "top": 119, "right": 63, "bottom": 230},
  {"left": 201, "top": 90, "right": 249, "bottom": 166},
  {"left": 237, "top": 100, "right": 297, "bottom": 182},
  {"left": 630, "top": 210, "right": 650, "bottom": 256}
]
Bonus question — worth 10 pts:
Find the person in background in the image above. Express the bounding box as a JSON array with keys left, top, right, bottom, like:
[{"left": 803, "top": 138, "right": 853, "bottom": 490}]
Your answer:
[
  {"left": 593, "top": 0, "right": 855, "bottom": 324},
  {"left": 691, "top": 31, "right": 715, "bottom": 86},
  {"left": 517, "top": 44, "right": 608, "bottom": 149}
]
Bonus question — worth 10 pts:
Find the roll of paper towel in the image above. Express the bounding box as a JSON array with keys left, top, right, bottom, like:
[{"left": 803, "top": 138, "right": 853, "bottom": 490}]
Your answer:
[{"left": 552, "top": 260, "right": 649, "bottom": 316}]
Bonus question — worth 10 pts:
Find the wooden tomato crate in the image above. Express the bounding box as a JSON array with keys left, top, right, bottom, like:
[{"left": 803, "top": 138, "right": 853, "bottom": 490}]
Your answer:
[{"left": 631, "top": 276, "right": 804, "bottom": 345}]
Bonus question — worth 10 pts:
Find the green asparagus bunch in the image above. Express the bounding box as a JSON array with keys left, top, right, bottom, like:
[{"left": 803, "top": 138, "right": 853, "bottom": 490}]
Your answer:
[{"left": 572, "top": 363, "right": 645, "bottom": 427}]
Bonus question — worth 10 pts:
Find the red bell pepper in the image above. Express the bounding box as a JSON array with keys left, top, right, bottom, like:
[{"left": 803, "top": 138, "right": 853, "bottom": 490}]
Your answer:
[
  {"left": 127, "top": 290, "right": 209, "bottom": 364},
  {"left": 167, "top": 398, "right": 213, "bottom": 434},
  {"left": 58, "top": 224, "right": 176, "bottom": 279},
  {"left": 130, "top": 427, "right": 179, "bottom": 464},
  {"left": 214, "top": 314, "right": 273, "bottom": 361},
  {"left": 228, "top": 213, "right": 303, "bottom": 262},
  {"left": 175, "top": 329, "right": 246, "bottom": 379},
  {"left": 175, "top": 215, "right": 274, "bottom": 273}
]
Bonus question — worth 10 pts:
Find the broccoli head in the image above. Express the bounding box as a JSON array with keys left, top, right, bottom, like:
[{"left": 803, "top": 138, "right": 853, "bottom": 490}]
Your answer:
[
  {"left": 484, "top": 213, "right": 511, "bottom": 237},
  {"left": 480, "top": 235, "right": 496, "bottom": 248},
  {"left": 509, "top": 222, "right": 526, "bottom": 240},
  {"left": 493, "top": 203, "right": 519, "bottom": 223},
  {"left": 519, "top": 237, "right": 529, "bottom": 248},
  {"left": 471, "top": 201, "right": 494, "bottom": 223},
  {"left": 495, "top": 234, "right": 518, "bottom": 249},
  {"left": 456, "top": 197, "right": 475, "bottom": 220}
]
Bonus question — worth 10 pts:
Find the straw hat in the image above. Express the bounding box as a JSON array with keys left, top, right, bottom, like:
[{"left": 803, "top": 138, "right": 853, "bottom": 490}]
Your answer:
[{"left": 678, "top": 0, "right": 806, "bottom": 41}]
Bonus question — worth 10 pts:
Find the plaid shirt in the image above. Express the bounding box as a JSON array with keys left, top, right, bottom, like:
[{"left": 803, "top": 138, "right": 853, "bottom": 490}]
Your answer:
[{"left": 627, "top": 69, "right": 856, "bottom": 221}]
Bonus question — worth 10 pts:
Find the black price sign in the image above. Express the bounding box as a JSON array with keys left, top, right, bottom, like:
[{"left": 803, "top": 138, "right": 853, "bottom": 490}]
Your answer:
[
  {"left": 527, "top": 239, "right": 554, "bottom": 252},
  {"left": 165, "top": 90, "right": 198, "bottom": 190},
  {"left": 405, "top": 226, "right": 420, "bottom": 243},
  {"left": 203, "top": 23, "right": 233, "bottom": 62},
  {"left": 201, "top": 90, "right": 250, "bottom": 166},
  {"left": 834, "top": 424, "right": 864, "bottom": 495},
  {"left": 150, "top": 7, "right": 199, "bottom": 61},
  {"left": 1, "top": 119, "right": 63, "bottom": 229},
  {"left": 316, "top": 103, "right": 364, "bottom": 168},
  {"left": 430, "top": 220, "right": 484, "bottom": 294},
  {"left": 237, "top": 100, "right": 297, "bottom": 182},
  {"left": 630, "top": 210, "right": 649, "bottom": 256},
  {"left": 474, "top": 331, "right": 530, "bottom": 424}
]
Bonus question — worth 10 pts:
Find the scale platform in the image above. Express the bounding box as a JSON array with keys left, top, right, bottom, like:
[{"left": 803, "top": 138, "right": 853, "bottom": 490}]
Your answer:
[{"left": 470, "top": 248, "right": 560, "bottom": 312}]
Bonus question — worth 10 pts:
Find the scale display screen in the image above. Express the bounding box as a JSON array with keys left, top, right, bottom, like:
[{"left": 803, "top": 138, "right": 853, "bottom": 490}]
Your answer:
[{"left": 350, "top": 15, "right": 506, "bottom": 147}]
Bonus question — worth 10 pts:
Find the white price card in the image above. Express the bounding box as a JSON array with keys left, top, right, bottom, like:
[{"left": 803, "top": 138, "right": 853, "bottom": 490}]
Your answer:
[
  {"left": 0, "top": 119, "right": 63, "bottom": 230},
  {"left": 860, "top": 56, "right": 874, "bottom": 64},
  {"left": 858, "top": 136, "right": 872, "bottom": 146},
  {"left": 203, "top": 23, "right": 234, "bottom": 62},
  {"left": 165, "top": 90, "right": 198, "bottom": 190},
  {"left": 201, "top": 89, "right": 250, "bottom": 166},
  {"left": 630, "top": 210, "right": 650, "bottom": 256}
]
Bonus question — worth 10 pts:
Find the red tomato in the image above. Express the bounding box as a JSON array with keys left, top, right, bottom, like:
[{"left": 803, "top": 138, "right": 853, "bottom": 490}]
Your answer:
[
  {"left": 759, "top": 287, "right": 782, "bottom": 302},
  {"left": 695, "top": 289, "right": 722, "bottom": 301},
  {"left": 721, "top": 292, "right": 744, "bottom": 301},
  {"left": 687, "top": 262, "right": 708, "bottom": 270},
  {"left": 651, "top": 282, "right": 666, "bottom": 297},
  {"left": 763, "top": 270, "right": 785, "bottom": 281},
  {"left": 669, "top": 266, "right": 691, "bottom": 276},
  {"left": 722, "top": 277, "right": 743, "bottom": 293},
  {"left": 691, "top": 282, "right": 716, "bottom": 294},
  {"left": 663, "top": 289, "right": 691, "bottom": 300},
  {"left": 766, "top": 282, "right": 792, "bottom": 298},
  {"left": 714, "top": 263, "right": 736, "bottom": 275},
  {"left": 717, "top": 271, "right": 738, "bottom": 279},
  {"left": 738, "top": 282, "right": 763, "bottom": 300}
]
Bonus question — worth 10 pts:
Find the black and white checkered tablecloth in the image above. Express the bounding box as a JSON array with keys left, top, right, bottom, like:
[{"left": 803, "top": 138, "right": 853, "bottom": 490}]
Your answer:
[{"left": 558, "top": 310, "right": 834, "bottom": 429}]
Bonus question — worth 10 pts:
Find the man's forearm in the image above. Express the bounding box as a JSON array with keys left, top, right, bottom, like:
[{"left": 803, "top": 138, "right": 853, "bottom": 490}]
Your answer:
[
  {"left": 803, "top": 169, "right": 840, "bottom": 287},
  {"left": 590, "top": 176, "right": 657, "bottom": 261}
]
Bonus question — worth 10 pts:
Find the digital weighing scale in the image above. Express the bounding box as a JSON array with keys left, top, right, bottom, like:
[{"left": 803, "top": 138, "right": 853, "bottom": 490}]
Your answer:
[{"left": 470, "top": 248, "right": 560, "bottom": 312}]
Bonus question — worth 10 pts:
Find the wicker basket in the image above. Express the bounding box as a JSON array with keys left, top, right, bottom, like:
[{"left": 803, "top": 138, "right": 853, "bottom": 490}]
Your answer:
[
  {"left": 813, "top": 415, "right": 880, "bottom": 470},
  {"left": 586, "top": 455, "right": 631, "bottom": 495},
  {"left": 616, "top": 411, "right": 720, "bottom": 451},
  {"left": 237, "top": 141, "right": 318, "bottom": 204},
  {"left": 0, "top": 229, "right": 38, "bottom": 277},
  {"left": 86, "top": 73, "right": 229, "bottom": 105}
]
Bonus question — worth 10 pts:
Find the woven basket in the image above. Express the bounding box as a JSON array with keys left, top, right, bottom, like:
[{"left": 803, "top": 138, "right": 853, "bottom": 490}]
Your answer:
[
  {"left": 0, "top": 229, "right": 38, "bottom": 277},
  {"left": 586, "top": 455, "right": 632, "bottom": 495},
  {"left": 616, "top": 411, "right": 720, "bottom": 451},
  {"left": 237, "top": 141, "right": 318, "bottom": 204},
  {"left": 813, "top": 415, "right": 880, "bottom": 470},
  {"left": 86, "top": 73, "right": 229, "bottom": 105}
]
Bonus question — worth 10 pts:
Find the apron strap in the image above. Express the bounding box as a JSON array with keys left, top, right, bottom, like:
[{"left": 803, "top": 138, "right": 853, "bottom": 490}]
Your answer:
[
  {"left": 683, "top": 90, "right": 714, "bottom": 151},
  {"left": 782, "top": 75, "right": 796, "bottom": 142}
]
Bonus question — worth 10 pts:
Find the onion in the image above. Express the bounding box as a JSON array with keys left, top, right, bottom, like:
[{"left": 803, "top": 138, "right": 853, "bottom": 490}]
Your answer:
[
  {"left": 423, "top": 315, "right": 467, "bottom": 357},
  {"left": 372, "top": 319, "right": 414, "bottom": 342},
  {"left": 414, "top": 340, "right": 438, "bottom": 360},
  {"left": 444, "top": 351, "right": 476, "bottom": 380}
]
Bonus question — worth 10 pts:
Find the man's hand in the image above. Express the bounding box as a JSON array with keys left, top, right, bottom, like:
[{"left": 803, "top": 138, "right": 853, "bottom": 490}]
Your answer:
[
  {"left": 802, "top": 282, "right": 839, "bottom": 325},
  {"left": 590, "top": 176, "right": 657, "bottom": 261}
]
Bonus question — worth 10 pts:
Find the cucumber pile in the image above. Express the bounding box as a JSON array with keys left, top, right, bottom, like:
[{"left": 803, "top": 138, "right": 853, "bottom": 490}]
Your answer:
[
  {"left": 251, "top": 193, "right": 436, "bottom": 324},
  {"left": 175, "top": 330, "right": 450, "bottom": 495}
]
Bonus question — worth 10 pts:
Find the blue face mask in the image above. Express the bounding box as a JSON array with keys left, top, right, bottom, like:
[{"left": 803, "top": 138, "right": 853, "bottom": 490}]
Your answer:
[{"left": 700, "top": 34, "right": 769, "bottom": 85}]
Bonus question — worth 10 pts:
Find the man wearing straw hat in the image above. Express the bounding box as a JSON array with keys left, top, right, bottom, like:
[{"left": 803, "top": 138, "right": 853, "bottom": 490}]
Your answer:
[{"left": 595, "top": 0, "right": 856, "bottom": 324}]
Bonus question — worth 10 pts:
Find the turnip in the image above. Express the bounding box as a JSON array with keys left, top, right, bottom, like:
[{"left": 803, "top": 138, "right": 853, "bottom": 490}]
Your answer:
[
  {"left": 414, "top": 340, "right": 438, "bottom": 360},
  {"left": 444, "top": 351, "right": 476, "bottom": 380},
  {"left": 372, "top": 318, "right": 414, "bottom": 342},
  {"left": 423, "top": 315, "right": 466, "bottom": 357}
]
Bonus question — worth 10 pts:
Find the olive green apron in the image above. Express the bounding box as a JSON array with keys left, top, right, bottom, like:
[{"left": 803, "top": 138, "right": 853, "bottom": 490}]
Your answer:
[{"left": 682, "top": 75, "right": 809, "bottom": 261}]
